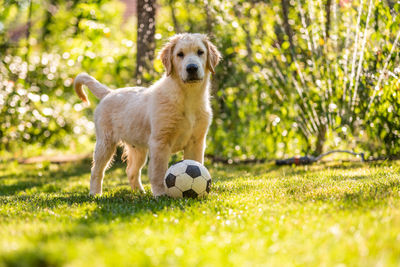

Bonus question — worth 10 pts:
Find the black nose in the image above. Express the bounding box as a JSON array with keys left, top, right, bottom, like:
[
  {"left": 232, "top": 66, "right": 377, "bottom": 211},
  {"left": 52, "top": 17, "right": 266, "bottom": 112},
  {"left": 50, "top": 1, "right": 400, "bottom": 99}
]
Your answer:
[{"left": 186, "top": 64, "right": 198, "bottom": 75}]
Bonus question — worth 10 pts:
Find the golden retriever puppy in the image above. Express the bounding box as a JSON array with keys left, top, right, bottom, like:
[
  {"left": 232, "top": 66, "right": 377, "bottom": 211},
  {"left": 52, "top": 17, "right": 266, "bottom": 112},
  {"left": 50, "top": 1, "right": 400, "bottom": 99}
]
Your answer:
[{"left": 73, "top": 33, "right": 221, "bottom": 196}]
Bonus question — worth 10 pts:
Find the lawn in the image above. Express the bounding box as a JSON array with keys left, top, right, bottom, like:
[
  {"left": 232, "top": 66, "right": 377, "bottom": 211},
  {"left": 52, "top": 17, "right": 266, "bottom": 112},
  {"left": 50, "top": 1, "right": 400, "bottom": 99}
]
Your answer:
[{"left": 0, "top": 159, "right": 399, "bottom": 266}]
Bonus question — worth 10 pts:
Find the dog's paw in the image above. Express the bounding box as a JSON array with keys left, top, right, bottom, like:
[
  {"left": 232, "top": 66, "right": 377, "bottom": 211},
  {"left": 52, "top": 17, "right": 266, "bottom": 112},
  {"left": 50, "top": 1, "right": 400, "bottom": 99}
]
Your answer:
[
  {"left": 132, "top": 185, "right": 146, "bottom": 194},
  {"left": 89, "top": 190, "right": 102, "bottom": 197},
  {"left": 152, "top": 189, "right": 166, "bottom": 198},
  {"left": 153, "top": 192, "right": 167, "bottom": 198}
]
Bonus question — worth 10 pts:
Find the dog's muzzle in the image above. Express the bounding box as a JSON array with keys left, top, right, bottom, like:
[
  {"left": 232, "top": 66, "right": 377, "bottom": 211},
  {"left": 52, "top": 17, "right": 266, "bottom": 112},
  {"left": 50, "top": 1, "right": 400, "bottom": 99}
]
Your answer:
[{"left": 185, "top": 63, "right": 202, "bottom": 82}]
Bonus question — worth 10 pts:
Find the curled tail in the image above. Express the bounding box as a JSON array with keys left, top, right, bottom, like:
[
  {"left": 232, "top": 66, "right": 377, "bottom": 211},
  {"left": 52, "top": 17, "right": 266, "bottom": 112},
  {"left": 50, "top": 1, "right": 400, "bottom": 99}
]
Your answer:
[{"left": 73, "top": 73, "right": 111, "bottom": 104}]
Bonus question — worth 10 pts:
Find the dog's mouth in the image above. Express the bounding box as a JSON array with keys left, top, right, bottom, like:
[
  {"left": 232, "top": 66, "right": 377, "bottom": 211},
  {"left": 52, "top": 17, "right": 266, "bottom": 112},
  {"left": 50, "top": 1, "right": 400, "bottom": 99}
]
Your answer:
[{"left": 184, "top": 78, "right": 203, "bottom": 83}]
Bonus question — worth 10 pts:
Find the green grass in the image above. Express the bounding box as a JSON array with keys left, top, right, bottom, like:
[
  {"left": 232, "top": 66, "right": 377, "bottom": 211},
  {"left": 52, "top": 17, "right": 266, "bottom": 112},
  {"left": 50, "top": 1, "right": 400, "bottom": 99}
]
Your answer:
[{"left": 0, "top": 159, "right": 400, "bottom": 267}]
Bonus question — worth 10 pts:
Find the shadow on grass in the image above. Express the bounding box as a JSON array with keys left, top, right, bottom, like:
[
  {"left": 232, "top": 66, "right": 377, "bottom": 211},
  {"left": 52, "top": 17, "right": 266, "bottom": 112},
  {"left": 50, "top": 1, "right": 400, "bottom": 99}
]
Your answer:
[
  {"left": 2, "top": 159, "right": 398, "bottom": 217},
  {"left": 0, "top": 189, "right": 197, "bottom": 267},
  {"left": 0, "top": 158, "right": 199, "bottom": 220},
  {"left": 0, "top": 158, "right": 131, "bottom": 196},
  {"left": 1, "top": 248, "right": 65, "bottom": 267},
  {"left": 3, "top": 188, "right": 205, "bottom": 223},
  {"left": 0, "top": 159, "right": 91, "bottom": 196},
  {"left": 0, "top": 158, "right": 92, "bottom": 179},
  {"left": 84, "top": 190, "right": 204, "bottom": 223},
  {"left": 0, "top": 180, "right": 44, "bottom": 196}
]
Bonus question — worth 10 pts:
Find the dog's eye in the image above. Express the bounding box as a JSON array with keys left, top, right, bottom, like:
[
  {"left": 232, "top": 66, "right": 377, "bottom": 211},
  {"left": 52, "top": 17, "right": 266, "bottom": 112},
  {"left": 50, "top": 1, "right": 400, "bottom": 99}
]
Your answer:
[
  {"left": 177, "top": 52, "right": 184, "bottom": 58},
  {"left": 197, "top": 50, "right": 204, "bottom": 56}
]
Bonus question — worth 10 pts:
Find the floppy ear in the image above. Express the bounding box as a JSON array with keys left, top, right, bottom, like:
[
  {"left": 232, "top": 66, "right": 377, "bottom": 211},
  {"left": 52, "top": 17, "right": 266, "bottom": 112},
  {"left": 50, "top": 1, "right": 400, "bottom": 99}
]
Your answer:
[
  {"left": 204, "top": 37, "right": 221, "bottom": 75},
  {"left": 159, "top": 38, "right": 177, "bottom": 76}
]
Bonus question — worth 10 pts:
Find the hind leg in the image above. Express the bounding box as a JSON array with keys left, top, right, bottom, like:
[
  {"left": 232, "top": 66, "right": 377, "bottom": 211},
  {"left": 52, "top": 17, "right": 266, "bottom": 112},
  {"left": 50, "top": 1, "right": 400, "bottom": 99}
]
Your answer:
[
  {"left": 90, "top": 140, "right": 116, "bottom": 195},
  {"left": 125, "top": 145, "right": 148, "bottom": 192}
]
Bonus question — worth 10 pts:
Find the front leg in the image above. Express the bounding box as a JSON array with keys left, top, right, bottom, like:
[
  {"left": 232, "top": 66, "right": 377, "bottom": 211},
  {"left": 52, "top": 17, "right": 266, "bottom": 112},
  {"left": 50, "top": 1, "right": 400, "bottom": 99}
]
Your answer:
[
  {"left": 148, "top": 142, "right": 171, "bottom": 196},
  {"left": 184, "top": 136, "right": 206, "bottom": 164},
  {"left": 185, "top": 110, "right": 211, "bottom": 164}
]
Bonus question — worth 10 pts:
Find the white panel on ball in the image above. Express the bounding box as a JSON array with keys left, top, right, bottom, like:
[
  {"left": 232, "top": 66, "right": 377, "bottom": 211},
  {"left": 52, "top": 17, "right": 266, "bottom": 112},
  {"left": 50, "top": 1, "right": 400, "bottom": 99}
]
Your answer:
[
  {"left": 200, "top": 167, "right": 211, "bottom": 181},
  {"left": 191, "top": 177, "right": 207, "bottom": 193},
  {"left": 169, "top": 162, "right": 188, "bottom": 176},
  {"left": 174, "top": 173, "right": 193, "bottom": 191},
  {"left": 166, "top": 187, "right": 183, "bottom": 198}
]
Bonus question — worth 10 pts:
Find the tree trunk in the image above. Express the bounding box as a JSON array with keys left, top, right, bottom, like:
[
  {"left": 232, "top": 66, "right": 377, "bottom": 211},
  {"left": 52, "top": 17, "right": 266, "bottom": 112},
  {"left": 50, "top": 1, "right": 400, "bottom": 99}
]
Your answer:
[
  {"left": 281, "top": 0, "right": 294, "bottom": 50},
  {"left": 136, "top": 0, "right": 156, "bottom": 85},
  {"left": 325, "top": 0, "right": 332, "bottom": 40},
  {"left": 315, "top": 124, "right": 326, "bottom": 156}
]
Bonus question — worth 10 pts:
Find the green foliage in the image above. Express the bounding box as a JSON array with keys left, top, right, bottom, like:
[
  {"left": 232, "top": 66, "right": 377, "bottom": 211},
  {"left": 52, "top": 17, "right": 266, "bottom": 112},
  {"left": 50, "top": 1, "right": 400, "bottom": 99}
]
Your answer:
[
  {"left": 0, "top": 0, "right": 399, "bottom": 159},
  {"left": 1, "top": 160, "right": 400, "bottom": 266},
  {"left": 157, "top": 0, "right": 400, "bottom": 159},
  {"left": 0, "top": 0, "right": 134, "bottom": 154}
]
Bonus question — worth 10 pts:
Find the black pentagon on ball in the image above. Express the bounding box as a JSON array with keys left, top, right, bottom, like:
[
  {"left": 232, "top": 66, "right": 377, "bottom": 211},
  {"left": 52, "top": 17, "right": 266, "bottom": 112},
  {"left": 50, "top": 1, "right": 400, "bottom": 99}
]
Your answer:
[
  {"left": 165, "top": 173, "right": 176, "bottom": 188},
  {"left": 206, "top": 180, "right": 211, "bottom": 193},
  {"left": 186, "top": 165, "right": 201, "bottom": 178},
  {"left": 182, "top": 189, "right": 198, "bottom": 198}
]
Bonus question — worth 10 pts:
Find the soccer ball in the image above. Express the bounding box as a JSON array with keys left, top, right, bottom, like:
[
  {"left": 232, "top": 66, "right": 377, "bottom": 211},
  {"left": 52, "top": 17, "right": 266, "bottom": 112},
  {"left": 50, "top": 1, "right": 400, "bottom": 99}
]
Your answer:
[{"left": 164, "top": 160, "right": 212, "bottom": 198}]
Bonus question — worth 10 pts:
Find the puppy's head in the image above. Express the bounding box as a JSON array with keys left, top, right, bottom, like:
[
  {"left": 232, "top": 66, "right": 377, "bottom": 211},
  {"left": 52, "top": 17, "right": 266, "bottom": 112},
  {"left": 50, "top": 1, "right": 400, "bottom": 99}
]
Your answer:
[{"left": 159, "top": 33, "right": 221, "bottom": 83}]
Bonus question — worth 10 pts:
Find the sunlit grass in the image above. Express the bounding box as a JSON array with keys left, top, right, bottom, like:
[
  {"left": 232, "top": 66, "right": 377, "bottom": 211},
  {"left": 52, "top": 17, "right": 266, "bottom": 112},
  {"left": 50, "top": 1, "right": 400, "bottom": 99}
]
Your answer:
[{"left": 0, "top": 160, "right": 399, "bottom": 266}]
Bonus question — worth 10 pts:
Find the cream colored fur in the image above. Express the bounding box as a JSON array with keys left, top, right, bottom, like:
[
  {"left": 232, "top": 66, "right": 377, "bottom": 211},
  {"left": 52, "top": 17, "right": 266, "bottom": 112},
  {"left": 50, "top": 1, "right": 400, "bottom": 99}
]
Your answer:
[{"left": 73, "top": 33, "right": 221, "bottom": 196}]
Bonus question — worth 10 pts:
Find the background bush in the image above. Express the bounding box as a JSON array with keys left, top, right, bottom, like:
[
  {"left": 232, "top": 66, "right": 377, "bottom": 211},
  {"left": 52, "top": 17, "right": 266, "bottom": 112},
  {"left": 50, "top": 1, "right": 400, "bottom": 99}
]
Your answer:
[{"left": 0, "top": 0, "right": 399, "bottom": 160}]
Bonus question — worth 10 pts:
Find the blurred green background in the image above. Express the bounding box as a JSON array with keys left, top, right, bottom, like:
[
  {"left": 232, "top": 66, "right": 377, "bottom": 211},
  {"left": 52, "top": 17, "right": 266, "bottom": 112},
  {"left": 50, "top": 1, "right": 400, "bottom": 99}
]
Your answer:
[{"left": 0, "top": 0, "right": 399, "bottom": 161}]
